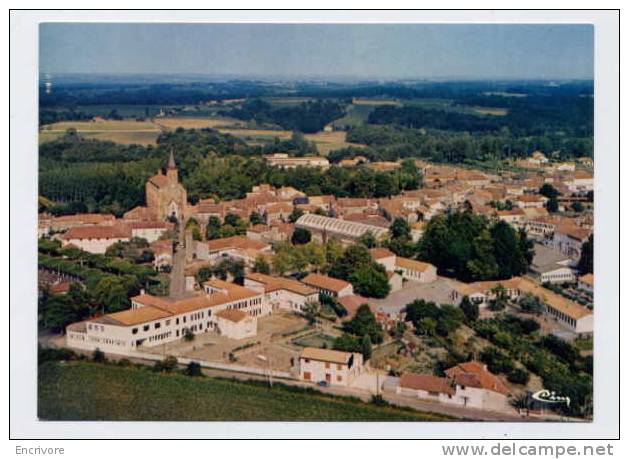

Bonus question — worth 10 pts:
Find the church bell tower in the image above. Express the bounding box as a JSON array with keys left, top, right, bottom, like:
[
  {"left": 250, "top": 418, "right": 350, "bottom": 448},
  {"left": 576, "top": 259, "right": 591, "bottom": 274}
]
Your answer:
[{"left": 167, "top": 150, "right": 178, "bottom": 183}]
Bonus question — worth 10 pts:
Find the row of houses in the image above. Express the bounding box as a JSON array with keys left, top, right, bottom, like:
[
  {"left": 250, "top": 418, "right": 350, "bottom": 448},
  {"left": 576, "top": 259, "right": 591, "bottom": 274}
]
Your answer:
[
  {"left": 297, "top": 347, "right": 511, "bottom": 412},
  {"left": 450, "top": 276, "right": 593, "bottom": 334}
]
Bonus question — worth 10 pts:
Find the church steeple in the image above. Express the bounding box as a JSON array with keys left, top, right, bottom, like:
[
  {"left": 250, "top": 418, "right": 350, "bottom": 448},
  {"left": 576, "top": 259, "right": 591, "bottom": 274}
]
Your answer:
[{"left": 166, "top": 150, "right": 178, "bottom": 182}]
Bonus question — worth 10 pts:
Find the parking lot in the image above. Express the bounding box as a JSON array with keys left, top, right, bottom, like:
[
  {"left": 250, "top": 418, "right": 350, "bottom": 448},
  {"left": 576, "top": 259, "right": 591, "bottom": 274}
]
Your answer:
[{"left": 370, "top": 277, "right": 462, "bottom": 315}]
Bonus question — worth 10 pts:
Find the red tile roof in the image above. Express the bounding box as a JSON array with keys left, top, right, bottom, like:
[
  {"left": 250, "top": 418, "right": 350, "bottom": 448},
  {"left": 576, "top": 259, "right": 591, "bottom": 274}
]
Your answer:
[
  {"left": 63, "top": 225, "right": 130, "bottom": 240},
  {"left": 399, "top": 373, "right": 455, "bottom": 395},
  {"left": 302, "top": 273, "right": 351, "bottom": 293},
  {"left": 445, "top": 362, "right": 510, "bottom": 395}
]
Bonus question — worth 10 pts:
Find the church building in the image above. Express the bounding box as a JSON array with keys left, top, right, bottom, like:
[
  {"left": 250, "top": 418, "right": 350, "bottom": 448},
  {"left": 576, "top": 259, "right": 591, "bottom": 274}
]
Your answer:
[{"left": 145, "top": 151, "right": 188, "bottom": 221}]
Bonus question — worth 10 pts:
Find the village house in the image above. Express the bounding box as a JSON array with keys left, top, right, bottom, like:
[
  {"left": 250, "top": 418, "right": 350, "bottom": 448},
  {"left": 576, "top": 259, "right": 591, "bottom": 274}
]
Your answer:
[
  {"left": 61, "top": 225, "right": 131, "bottom": 254},
  {"left": 395, "top": 257, "right": 438, "bottom": 283},
  {"left": 122, "top": 206, "right": 158, "bottom": 224},
  {"left": 194, "top": 236, "right": 272, "bottom": 266},
  {"left": 126, "top": 220, "right": 172, "bottom": 243},
  {"left": 515, "top": 194, "right": 548, "bottom": 209},
  {"left": 392, "top": 362, "right": 511, "bottom": 411},
  {"left": 395, "top": 373, "right": 456, "bottom": 404},
  {"left": 66, "top": 280, "right": 267, "bottom": 354},
  {"left": 301, "top": 273, "right": 354, "bottom": 298},
  {"left": 578, "top": 273, "right": 594, "bottom": 294},
  {"left": 215, "top": 309, "right": 257, "bottom": 340},
  {"left": 552, "top": 224, "right": 591, "bottom": 260},
  {"left": 244, "top": 272, "right": 319, "bottom": 312},
  {"left": 50, "top": 212, "right": 116, "bottom": 232},
  {"left": 528, "top": 243, "right": 577, "bottom": 284},
  {"left": 149, "top": 239, "right": 173, "bottom": 270},
  {"left": 264, "top": 153, "right": 330, "bottom": 170},
  {"left": 299, "top": 347, "right": 364, "bottom": 387},
  {"left": 450, "top": 277, "right": 592, "bottom": 334},
  {"left": 444, "top": 362, "right": 511, "bottom": 411}
]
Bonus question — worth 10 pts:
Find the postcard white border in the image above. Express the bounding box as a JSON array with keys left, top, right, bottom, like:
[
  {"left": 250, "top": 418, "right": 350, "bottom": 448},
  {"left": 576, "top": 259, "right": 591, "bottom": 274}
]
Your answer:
[{"left": 9, "top": 9, "right": 619, "bottom": 439}]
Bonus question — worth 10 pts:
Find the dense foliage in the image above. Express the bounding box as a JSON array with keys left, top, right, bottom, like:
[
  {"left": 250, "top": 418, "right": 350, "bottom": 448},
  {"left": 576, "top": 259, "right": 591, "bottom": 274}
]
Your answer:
[
  {"left": 39, "top": 130, "right": 423, "bottom": 215},
  {"left": 416, "top": 211, "right": 534, "bottom": 282},
  {"left": 328, "top": 244, "right": 390, "bottom": 298},
  {"left": 220, "top": 99, "right": 346, "bottom": 133}
]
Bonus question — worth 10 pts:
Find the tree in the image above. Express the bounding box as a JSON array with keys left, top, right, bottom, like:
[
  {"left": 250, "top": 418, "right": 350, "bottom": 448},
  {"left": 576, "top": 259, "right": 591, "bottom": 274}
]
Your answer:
[
  {"left": 349, "top": 263, "right": 391, "bottom": 298},
  {"left": 154, "top": 355, "right": 178, "bottom": 373},
  {"left": 291, "top": 228, "right": 312, "bottom": 245},
  {"left": 328, "top": 244, "right": 373, "bottom": 280},
  {"left": 93, "top": 275, "right": 134, "bottom": 313},
  {"left": 389, "top": 217, "right": 411, "bottom": 240},
  {"left": 185, "top": 361, "right": 203, "bottom": 377},
  {"left": 459, "top": 295, "right": 479, "bottom": 322},
  {"left": 360, "top": 334, "right": 373, "bottom": 360},
  {"left": 546, "top": 196, "right": 559, "bottom": 213},
  {"left": 333, "top": 333, "right": 361, "bottom": 354},
  {"left": 206, "top": 216, "right": 222, "bottom": 240},
  {"left": 571, "top": 202, "right": 584, "bottom": 213},
  {"left": 253, "top": 255, "right": 271, "bottom": 274},
  {"left": 343, "top": 304, "right": 383, "bottom": 344},
  {"left": 577, "top": 234, "right": 593, "bottom": 274},
  {"left": 40, "top": 283, "right": 93, "bottom": 331},
  {"left": 417, "top": 211, "right": 532, "bottom": 282},
  {"left": 518, "top": 292, "right": 544, "bottom": 315},
  {"left": 507, "top": 368, "right": 530, "bottom": 385},
  {"left": 249, "top": 211, "right": 265, "bottom": 225},
  {"left": 539, "top": 183, "right": 560, "bottom": 199},
  {"left": 288, "top": 207, "right": 304, "bottom": 223},
  {"left": 491, "top": 221, "right": 527, "bottom": 279},
  {"left": 92, "top": 348, "right": 106, "bottom": 363},
  {"left": 224, "top": 213, "right": 242, "bottom": 227},
  {"left": 357, "top": 231, "right": 377, "bottom": 249}
]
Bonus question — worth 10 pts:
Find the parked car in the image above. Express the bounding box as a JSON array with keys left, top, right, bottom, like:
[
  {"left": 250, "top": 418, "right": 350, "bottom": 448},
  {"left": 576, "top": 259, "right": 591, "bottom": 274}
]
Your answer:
[{"left": 317, "top": 380, "right": 329, "bottom": 387}]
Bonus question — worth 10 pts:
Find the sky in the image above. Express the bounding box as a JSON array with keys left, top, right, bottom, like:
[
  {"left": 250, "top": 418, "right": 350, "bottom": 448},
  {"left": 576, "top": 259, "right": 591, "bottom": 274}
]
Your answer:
[{"left": 39, "top": 23, "right": 594, "bottom": 80}]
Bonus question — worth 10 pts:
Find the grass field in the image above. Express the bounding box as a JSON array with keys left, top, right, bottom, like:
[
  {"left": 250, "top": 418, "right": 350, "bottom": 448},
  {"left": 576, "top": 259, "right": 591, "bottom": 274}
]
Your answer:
[
  {"left": 292, "top": 332, "right": 337, "bottom": 349},
  {"left": 352, "top": 98, "right": 401, "bottom": 106},
  {"left": 469, "top": 106, "right": 509, "bottom": 116},
  {"left": 38, "top": 361, "right": 450, "bottom": 421},
  {"left": 155, "top": 117, "right": 246, "bottom": 130},
  {"left": 39, "top": 116, "right": 366, "bottom": 153}
]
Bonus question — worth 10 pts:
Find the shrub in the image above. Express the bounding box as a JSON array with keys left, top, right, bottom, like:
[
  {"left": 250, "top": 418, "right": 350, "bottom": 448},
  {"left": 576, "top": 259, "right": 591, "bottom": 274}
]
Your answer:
[
  {"left": 92, "top": 348, "right": 106, "bottom": 363},
  {"left": 507, "top": 368, "right": 530, "bottom": 385},
  {"left": 154, "top": 355, "right": 178, "bottom": 372},
  {"left": 185, "top": 361, "right": 203, "bottom": 377}
]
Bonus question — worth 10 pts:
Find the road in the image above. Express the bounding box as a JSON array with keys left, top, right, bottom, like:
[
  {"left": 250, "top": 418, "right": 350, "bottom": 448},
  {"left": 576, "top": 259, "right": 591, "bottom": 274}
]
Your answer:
[{"left": 49, "top": 342, "right": 556, "bottom": 422}]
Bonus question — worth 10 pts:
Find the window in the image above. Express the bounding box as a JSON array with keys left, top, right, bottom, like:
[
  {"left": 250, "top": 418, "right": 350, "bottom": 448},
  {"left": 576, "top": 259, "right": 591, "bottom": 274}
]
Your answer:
[
  {"left": 143, "top": 325, "right": 150, "bottom": 332},
  {"left": 176, "top": 318, "right": 179, "bottom": 325},
  {"left": 325, "top": 362, "right": 330, "bottom": 369},
  {"left": 337, "top": 364, "right": 343, "bottom": 370},
  {"left": 336, "top": 375, "right": 342, "bottom": 382},
  {"left": 304, "top": 359, "right": 310, "bottom": 364},
  {"left": 132, "top": 328, "right": 138, "bottom": 335},
  {"left": 155, "top": 322, "right": 161, "bottom": 329},
  {"left": 165, "top": 320, "right": 171, "bottom": 326}
]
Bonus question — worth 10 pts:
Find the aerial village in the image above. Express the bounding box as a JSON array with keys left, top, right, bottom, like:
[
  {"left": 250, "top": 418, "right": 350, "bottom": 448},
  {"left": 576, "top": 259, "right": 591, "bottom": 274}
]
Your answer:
[{"left": 38, "top": 150, "right": 594, "bottom": 419}]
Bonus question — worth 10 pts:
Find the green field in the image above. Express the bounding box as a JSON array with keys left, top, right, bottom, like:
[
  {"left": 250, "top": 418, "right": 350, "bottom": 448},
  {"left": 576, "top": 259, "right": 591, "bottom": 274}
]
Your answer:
[
  {"left": 38, "top": 361, "right": 451, "bottom": 421},
  {"left": 292, "top": 332, "right": 337, "bottom": 349}
]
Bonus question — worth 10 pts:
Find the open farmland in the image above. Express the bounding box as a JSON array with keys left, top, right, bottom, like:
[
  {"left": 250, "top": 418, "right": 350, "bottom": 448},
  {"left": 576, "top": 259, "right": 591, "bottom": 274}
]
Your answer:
[
  {"left": 304, "top": 131, "right": 366, "bottom": 155},
  {"left": 40, "top": 119, "right": 162, "bottom": 145},
  {"left": 469, "top": 106, "right": 509, "bottom": 116},
  {"left": 38, "top": 361, "right": 450, "bottom": 421},
  {"left": 155, "top": 116, "right": 246, "bottom": 130}
]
